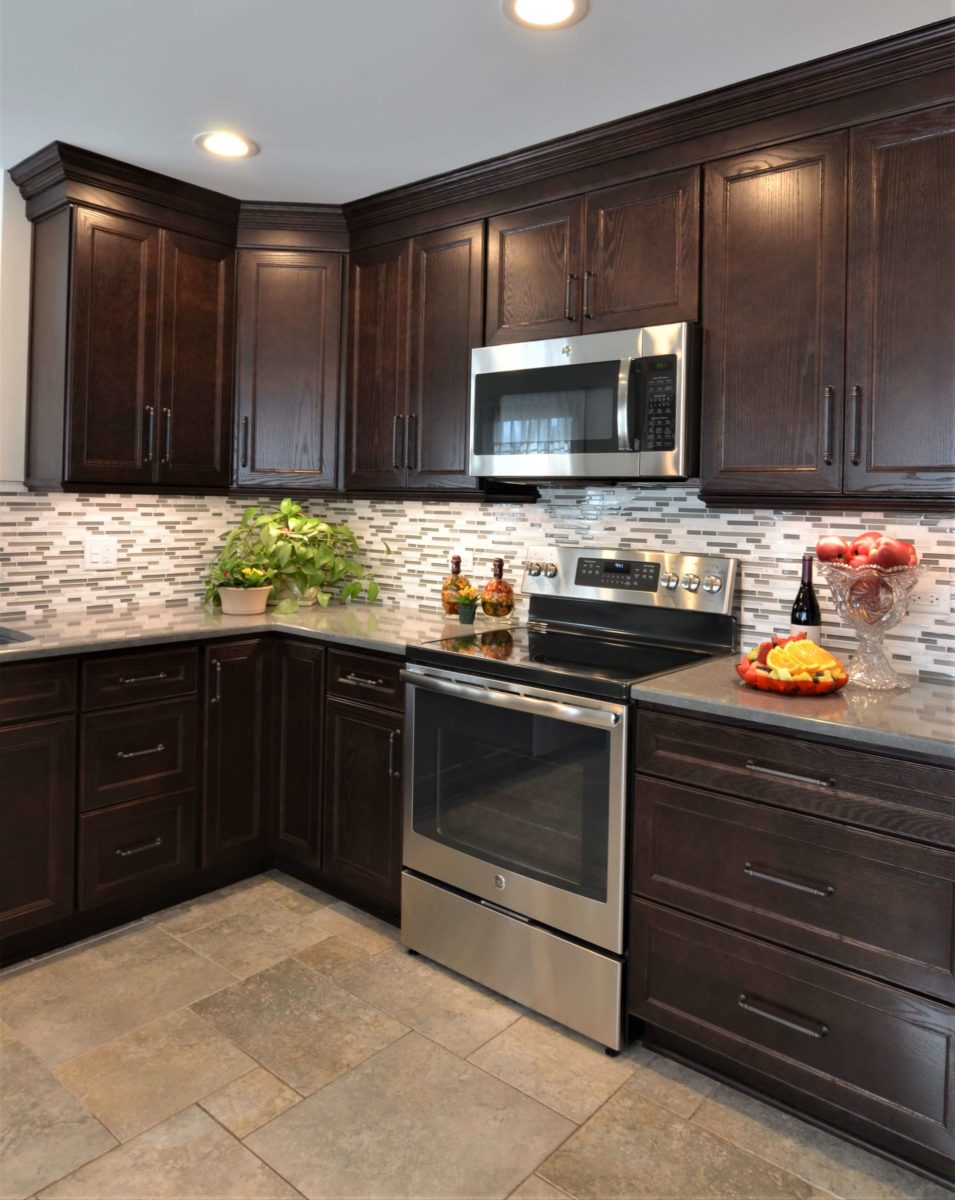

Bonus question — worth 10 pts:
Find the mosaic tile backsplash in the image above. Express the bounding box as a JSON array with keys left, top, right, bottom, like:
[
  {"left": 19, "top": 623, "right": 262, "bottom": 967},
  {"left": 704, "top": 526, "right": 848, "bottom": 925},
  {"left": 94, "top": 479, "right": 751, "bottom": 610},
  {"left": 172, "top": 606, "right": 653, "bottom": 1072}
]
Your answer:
[{"left": 0, "top": 488, "right": 951, "bottom": 682}]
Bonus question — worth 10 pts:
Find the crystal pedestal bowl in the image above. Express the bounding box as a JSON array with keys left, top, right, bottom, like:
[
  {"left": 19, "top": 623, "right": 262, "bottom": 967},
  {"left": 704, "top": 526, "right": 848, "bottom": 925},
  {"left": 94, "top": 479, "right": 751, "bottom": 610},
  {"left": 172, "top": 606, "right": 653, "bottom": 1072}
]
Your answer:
[{"left": 818, "top": 562, "right": 926, "bottom": 690}]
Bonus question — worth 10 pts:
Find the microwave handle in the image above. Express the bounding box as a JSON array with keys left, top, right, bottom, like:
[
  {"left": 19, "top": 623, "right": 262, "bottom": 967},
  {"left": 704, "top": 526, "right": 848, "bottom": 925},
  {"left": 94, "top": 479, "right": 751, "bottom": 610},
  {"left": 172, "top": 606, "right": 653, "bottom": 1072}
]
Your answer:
[{"left": 616, "top": 357, "right": 639, "bottom": 452}]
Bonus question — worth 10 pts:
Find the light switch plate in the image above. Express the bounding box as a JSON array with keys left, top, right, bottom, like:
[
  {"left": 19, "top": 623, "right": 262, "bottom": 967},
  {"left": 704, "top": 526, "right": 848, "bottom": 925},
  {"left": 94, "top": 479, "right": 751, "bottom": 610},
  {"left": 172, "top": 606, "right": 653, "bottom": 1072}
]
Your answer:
[{"left": 83, "top": 534, "right": 118, "bottom": 570}]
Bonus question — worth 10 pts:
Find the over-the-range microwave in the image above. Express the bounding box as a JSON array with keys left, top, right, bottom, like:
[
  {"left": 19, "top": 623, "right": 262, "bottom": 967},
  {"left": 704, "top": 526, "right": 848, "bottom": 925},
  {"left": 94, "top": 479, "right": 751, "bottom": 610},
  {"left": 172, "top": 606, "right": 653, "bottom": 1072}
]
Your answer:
[{"left": 468, "top": 322, "right": 699, "bottom": 483}]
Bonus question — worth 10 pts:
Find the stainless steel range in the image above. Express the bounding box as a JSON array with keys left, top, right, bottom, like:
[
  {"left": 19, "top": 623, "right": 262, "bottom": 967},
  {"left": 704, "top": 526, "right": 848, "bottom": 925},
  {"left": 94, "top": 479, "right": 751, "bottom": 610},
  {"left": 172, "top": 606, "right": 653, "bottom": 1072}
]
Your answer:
[{"left": 401, "top": 546, "right": 738, "bottom": 1051}]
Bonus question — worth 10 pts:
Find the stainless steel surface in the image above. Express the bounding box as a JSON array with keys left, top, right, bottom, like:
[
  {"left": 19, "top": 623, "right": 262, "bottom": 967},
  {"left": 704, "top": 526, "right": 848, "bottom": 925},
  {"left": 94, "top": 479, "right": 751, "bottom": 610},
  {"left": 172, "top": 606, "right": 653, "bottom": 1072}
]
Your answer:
[
  {"left": 702, "top": 575, "right": 723, "bottom": 594},
  {"left": 615, "top": 355, "right": 634, "bottom": 452},
  {"left": 680, "top": 573, "right": 701, "bottom": 592},
  {"left": 469, "top": 322, "right": 698, "bottom": 481},
  {"left": 402, "top": 871, "right": 625, "bottom": 1050}
]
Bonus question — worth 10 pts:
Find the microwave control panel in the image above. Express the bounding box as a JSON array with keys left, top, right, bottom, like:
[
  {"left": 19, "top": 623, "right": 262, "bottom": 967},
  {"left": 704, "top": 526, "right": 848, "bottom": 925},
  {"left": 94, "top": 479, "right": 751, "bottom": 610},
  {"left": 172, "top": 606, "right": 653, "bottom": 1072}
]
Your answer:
[{"left": 638, "top": 355, "right": 677, "bottom": 452}]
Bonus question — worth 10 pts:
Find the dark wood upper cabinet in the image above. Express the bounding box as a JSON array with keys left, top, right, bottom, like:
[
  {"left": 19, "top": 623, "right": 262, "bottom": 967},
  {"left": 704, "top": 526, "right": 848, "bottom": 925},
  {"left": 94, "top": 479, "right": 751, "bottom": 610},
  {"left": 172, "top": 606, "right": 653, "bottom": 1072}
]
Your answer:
[
  {"left": 234, "top": 249, "right": 343, "bottom": 491},
  {"left": 273, "top": 640, "right": 324, "bottom": 865},
  {"left": 157, "top": 232, "right": 234, "bottom": 487},
  {"left": 699, "top": 134, "right": 848, "bottom": 498},
  {"left": 843, "top": 104, "right": 955, "bottom": 498}
]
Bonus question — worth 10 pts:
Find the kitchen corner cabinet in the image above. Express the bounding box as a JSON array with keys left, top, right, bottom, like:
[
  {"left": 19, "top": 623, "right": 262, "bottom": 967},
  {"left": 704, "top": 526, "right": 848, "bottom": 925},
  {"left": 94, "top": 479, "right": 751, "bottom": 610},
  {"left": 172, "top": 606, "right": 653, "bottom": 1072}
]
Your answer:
[
  {"left": 202, "top": 640, "right": 271, "bottom": 869},
  {"left": 484, "top": 167, "right": 700, "bottom": 344},
  {"left": 233, "top": 249, "right": 343, "bottom": 491},
  {"left": 273, "top": 640, "right": 325, "bottom": 865},
  {"left": 700, "top": 104, "right": 955, "bottom": 504},
  {"left": 345, "top": 222, "right": 484, "bottom": 494}
]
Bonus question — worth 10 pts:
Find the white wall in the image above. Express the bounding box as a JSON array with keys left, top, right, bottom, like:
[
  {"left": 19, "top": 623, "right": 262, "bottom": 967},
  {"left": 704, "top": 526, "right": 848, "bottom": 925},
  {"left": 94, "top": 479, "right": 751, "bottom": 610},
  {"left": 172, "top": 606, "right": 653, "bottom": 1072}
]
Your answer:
[{"left": 0, "top": 171, "right": 30, "bottom": 487}]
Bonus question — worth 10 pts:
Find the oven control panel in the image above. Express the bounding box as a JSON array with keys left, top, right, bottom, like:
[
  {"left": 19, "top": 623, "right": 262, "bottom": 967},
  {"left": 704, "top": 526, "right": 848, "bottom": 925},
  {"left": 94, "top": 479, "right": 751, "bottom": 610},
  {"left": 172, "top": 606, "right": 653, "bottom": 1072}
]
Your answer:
[{"left": 574, "top": 557, "right": 661, "bottom": 592}]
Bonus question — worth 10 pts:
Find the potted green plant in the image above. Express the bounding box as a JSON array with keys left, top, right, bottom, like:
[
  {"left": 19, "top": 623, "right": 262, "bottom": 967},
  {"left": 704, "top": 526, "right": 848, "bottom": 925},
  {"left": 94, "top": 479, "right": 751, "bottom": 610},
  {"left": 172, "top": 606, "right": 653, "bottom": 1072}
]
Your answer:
[
  {"left": 204, "top": 532, "right": 275, "bottom": 614},
  {"left": 455, "top": 585, "right": 480, "bottom": 625}
]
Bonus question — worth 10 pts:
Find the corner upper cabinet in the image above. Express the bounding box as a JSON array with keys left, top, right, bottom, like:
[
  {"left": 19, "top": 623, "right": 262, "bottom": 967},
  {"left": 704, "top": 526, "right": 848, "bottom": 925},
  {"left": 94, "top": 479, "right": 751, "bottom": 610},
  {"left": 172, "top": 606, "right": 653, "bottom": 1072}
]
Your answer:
[{"left": 234, "top": 249, "right": 343, "bottom": 491}]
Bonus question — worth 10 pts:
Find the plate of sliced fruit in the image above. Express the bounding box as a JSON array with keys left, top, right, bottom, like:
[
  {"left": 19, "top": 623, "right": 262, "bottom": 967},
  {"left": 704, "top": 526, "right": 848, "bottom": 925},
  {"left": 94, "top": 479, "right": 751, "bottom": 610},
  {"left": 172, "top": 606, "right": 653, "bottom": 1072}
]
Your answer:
[{"left": 736, "top": 632, "right": 849, "bottom": 695}]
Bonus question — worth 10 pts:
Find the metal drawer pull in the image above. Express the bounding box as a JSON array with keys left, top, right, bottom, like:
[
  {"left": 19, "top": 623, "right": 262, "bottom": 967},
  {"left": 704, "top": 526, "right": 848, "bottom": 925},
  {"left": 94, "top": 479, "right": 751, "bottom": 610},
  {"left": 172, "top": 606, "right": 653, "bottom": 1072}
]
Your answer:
[
  {"left": 388, "top": 728, "right": 400, "bottom": 779},
  {"left": 210, "top": 660, "right": 222, "bottom": 705},
  {"left": 115, "top": 836, "right": 163, "bottom": 858},
  {"left": 116, "top": 743, "right": 165, "bottom": 760},
  {"left": 744, "top": 862, "right": 834, "bottom": 898},
  {"left": 241, "top": 416, "right": 250, "bottom": 469},
  {"left": 849, "top": 384, "right": 862, "bottom": 466},
  {"left": 119, "top": 671, "right": 169, "bottom": 685},
  {"left": 745, "top": 760, "right": 836, "bottom": 789},
  {"left": 738, "top": 993, "right": 828, "bottom": 1039},
  {"left": 582, "top": 271, "right": 594, "bottom": 319},
  {"left": 341, "top": 671, "right": 386, "bottom": 689},
  {"left": 392, "top": 414, "right": 404, "bottom": 471},
  {"left": 144, "top": 405, "right": 156, "bottom": 464},
  {"left": 162, "top": 407, "right": 173, "bottom": 465},
  {"left": 564, "top": 273, "right": 577, "bottom": 321},
  {"left": 822, "top": 386, "right": 834, "bottom": 466}
]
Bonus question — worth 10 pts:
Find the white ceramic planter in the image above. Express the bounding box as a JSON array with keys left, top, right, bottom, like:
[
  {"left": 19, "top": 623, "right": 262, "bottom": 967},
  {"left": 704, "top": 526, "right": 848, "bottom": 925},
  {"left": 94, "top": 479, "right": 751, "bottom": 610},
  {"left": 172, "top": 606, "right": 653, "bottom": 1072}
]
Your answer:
[{"left": 218, "top": 585, "right": 272, "bottom": 615}]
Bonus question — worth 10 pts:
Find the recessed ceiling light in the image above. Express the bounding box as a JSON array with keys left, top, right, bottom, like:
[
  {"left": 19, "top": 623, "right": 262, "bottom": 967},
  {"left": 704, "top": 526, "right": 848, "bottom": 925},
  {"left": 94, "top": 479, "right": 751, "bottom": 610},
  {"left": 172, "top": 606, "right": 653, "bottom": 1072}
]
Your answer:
[
  {"left": 194, "top": 130, "right": 259, "bottom": 159},
  {"left": 502, "top": 0, "right": 588, "bottom": 29}
]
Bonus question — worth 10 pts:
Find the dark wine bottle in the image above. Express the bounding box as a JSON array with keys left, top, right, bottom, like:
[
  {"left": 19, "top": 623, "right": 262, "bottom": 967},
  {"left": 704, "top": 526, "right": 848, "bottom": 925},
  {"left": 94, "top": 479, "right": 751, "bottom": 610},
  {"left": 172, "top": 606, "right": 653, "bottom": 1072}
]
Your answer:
[{"left": 790, "top": 553, "right": 822, "bottom": 643}]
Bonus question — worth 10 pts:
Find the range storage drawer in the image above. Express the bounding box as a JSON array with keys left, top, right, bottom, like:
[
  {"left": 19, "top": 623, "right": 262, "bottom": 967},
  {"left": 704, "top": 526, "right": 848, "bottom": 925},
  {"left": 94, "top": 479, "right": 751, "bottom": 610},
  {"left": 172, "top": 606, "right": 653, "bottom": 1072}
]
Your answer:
[
  {"left": 630, "top": 898, "right": 955, "bottom": 1167},
  {"left": 635, "top": 708, "right": 955, "bottom": 847},
  {"left": 0, "top": 658, "right": 76, "bottom": 724},
  {"left": 326, "top": 648, "right": 403, "bottom": 711},
  {"left": 634, "top": 776, "right": 955, "bottom": 1002},
  {"left": 79, "top": 789, "right": 195, "bottom": 908},
  {"left": 82, "top": 647, "right": 197, "bottom": 710},
  {"left": 80, "top": 697, "right": 197, "bottom": 811}
]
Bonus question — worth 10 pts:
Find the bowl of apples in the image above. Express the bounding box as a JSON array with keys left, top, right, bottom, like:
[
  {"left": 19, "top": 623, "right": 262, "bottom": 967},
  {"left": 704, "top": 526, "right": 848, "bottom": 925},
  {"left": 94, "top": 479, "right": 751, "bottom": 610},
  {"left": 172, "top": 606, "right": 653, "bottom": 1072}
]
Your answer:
[{"left": 815, "top": 531, "right": 925, "bottom": 691}]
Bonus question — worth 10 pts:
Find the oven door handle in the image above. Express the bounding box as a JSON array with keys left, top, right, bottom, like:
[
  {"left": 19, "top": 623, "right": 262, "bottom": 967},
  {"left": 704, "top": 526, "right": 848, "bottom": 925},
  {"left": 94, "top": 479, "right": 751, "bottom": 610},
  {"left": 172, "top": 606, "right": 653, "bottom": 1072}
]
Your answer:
[
  {"left": 402, "top": 670, "right": 622, "bottom": 730},
  {"left": 616, "top": 357, "right": 636, "bottom": 452}
]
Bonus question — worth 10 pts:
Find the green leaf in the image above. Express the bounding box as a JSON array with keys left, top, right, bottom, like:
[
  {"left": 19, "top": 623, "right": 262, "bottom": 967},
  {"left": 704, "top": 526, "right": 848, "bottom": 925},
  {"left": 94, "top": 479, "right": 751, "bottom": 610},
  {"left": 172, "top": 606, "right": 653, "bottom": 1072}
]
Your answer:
[
  {"left": 272, "top": 598, "right": 298, "bottom": 615},
  {"left": 280, "top": 498, "right": 293, "bottom": 516},
  {"left": 367, "top": 581, "right": 380, "bottom": 603},
  {"left": 316, "top": 591, "right": 331, "bottom": 608}
]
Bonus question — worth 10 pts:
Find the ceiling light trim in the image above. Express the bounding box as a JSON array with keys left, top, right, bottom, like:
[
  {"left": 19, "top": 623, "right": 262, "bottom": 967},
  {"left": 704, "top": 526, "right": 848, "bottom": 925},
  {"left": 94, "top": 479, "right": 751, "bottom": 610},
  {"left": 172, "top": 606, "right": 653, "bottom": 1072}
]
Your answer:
[
  {"left": 502, "top": 0, "right": 589, "bottom": 31},
  {"left": 194, "top": 130, "right": 260, "bottom": 159}
]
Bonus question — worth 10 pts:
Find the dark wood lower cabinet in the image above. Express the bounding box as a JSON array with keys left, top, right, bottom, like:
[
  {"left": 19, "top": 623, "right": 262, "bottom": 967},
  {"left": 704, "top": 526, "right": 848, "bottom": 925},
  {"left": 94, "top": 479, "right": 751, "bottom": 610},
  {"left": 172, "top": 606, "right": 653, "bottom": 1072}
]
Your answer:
[
  {"left": 273, "top": 640, "right": 325, "bottom": 865},
  {"left": 322, "top": 696, "right": 403, "bottom": 914}
]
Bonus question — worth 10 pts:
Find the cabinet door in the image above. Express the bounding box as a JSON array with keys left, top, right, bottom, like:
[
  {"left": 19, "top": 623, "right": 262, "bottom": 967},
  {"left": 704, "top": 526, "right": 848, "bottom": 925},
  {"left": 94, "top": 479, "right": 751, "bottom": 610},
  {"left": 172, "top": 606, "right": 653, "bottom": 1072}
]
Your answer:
[
  {"left": 68, "top": 208, "right": 160, "bottom": 484},
  {"left": 274, "top": 640, "right": 324, "bottom": 865},
  {"left": 584, "top": 168, "right": 700, "bottom": 331},
  {"left": 699, "top": 135, "right": 847, "bottom": 498},
  {"left": 234, "top": 250, "right": 342, "bottom": 490},
  {"left": 0, "top": 717, "right": 75, "bottom": 938},
  {"left": 157, "top": 232, "right": 234, "bottom": 487},
  {"left": 485, "top": 198, "right": 583, "bottom": 344},
  {"left": 202, "top": 640, "right": 271, "bottom": 868},
  {"left": 345, "top": 241, "right": 410, "bottom": 491},
  {"left": 323, "top": 698, "right": 403, "bottom": 914},
  {"left": 844, "top": 104, "right": 955, "bottom": 497},
  {"left": 407, "top": 222, "right": 484, "bottom": 491}
]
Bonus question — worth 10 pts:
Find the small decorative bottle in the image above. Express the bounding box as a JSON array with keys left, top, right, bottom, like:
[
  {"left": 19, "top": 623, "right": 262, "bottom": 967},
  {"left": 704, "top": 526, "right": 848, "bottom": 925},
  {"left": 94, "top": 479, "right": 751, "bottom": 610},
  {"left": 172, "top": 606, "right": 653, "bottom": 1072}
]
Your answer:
[
  {"left": 441, "top": 555, "right": 471, "bottom": 615},
  {"left": 480, "top": 558, "right": 515, "bottom": 618}
]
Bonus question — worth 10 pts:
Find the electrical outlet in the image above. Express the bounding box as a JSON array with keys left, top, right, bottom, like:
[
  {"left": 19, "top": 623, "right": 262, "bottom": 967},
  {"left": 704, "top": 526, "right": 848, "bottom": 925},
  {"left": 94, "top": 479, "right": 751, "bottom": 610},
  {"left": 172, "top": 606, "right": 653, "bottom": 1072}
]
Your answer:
[
  {"left": 83, "top": 534, "right": 118, "bottom": 570},
  {"left": 908, "top": 583, "right": 950, "bottom": 615}
]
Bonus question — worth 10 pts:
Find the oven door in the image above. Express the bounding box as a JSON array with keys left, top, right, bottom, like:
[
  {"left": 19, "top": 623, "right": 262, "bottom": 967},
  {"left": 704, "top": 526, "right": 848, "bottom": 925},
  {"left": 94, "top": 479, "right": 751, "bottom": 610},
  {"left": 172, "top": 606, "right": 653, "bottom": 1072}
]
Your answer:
[{"left": 402, "top": 665, "right": 627, "bottom": 954}]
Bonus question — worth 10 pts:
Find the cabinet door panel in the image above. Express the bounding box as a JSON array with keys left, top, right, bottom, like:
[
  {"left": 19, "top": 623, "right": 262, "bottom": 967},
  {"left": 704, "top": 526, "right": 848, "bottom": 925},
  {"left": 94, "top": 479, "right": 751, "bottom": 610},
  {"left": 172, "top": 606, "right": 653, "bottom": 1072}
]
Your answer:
[
  {"left": 407, "top": 222, "right": 484, "bottom": 491},
  {"left": 235, "top": 250, "right": 342, "bottom": 490},
  {"left": 584, "top": 168, "right": 700, "bottom": 331},
  {"left": 345, "top": 242, "right": 409, "bottom": 490},
  {"left": 700, "top": 135, "right": 847, "bottom": 497},
  {"left": 274, "top": 641, "right": 324, "bottom": 865},
  {"left": 0, "top": 718, "right": 75, "bottom": 937},
  {"left": 844, "top": 104, "right": 955, "bottom": 496},
  {"left": 485, "top": 198, "right": 583, "bottom": 344},
  {"left": 158, "top": 232, "right": 234, "bottom": 487},
  {"left": 68, "top": 209, "right": 159, "bottom": 483},
  {"left": 323, "top": 698, "right": 402, "bottom": 914}
]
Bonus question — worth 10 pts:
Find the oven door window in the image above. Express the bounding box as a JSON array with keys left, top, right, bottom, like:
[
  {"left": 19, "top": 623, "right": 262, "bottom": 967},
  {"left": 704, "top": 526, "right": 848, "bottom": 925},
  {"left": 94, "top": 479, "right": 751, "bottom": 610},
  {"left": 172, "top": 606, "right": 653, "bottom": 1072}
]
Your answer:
[
  {"left": 473, "top": 361, "right": 626, "bottom": 456},
  {"left": 411, "top": 688, "right": 609, "bottom": 902}
]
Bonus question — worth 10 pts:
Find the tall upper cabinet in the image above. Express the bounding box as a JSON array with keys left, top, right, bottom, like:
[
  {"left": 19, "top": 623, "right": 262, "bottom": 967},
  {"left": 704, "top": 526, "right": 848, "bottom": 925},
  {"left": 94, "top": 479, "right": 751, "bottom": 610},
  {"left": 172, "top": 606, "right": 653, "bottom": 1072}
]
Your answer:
[{"left": 12, "top": 144, "right": 238, "bottom": 491}]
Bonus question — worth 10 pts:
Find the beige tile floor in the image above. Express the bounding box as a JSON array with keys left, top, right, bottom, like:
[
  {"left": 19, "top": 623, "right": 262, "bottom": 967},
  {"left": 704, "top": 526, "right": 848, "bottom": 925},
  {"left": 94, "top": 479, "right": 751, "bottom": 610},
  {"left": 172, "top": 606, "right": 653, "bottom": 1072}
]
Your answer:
[{"left": 0, "top": 871, "right": 949, "bottom": 1200}]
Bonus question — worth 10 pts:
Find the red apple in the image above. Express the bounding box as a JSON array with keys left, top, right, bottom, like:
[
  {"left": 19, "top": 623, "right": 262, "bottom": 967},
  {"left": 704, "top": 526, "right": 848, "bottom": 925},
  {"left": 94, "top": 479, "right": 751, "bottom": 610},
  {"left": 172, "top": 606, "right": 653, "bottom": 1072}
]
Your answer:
[
  {"left": 868, "top": 536, "right": 912, "bottom": 568},
  {"left": 849, "top": 531, "right": 882, "bottom": 557},
  {"left": 816, "top": 536, "right": 850, "bottom": 562}
]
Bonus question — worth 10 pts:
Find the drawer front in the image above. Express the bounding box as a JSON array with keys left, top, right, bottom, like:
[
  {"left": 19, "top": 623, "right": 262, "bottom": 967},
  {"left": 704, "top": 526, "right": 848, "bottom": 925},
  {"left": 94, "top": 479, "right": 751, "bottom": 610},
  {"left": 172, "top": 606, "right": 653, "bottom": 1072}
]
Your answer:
[
  {"left": 635, "top": 708, "right": 955, "bottom": 847},
  {"left": 82, "top": 647, "right": 197, "bottom": 711},
  {"left": 634, "top": 777, "right": 955, "bottom": 1001},
  {"left": 80, "top": 697, "right": 197, "bottom": 811},
  {"left": 630, "top": 899, "right": 955, "bottom": 1163},
  {"left": 0, "top": 658, "right": 76, "bottom": 724},
  {"left": 326, "top": 648, "right": 403, "bottom": 711},
  {"left": 79, "top": 789, "right": 195, "bottom": 909}
]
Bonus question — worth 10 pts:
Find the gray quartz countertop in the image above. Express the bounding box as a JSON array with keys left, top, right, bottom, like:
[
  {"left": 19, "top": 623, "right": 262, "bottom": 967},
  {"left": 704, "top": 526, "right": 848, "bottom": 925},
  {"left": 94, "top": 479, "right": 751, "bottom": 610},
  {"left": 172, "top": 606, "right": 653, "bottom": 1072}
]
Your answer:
[{"left": 631, "top": 655, "right": 954, "bottom": 761}]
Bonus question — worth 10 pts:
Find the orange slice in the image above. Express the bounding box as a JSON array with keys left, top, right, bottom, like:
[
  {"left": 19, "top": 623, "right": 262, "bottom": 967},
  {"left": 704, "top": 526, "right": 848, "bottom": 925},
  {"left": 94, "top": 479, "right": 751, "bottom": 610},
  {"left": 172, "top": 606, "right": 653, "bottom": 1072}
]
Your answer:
[{"left": 766, "top": 641, "right": 844, "bottom": 674}]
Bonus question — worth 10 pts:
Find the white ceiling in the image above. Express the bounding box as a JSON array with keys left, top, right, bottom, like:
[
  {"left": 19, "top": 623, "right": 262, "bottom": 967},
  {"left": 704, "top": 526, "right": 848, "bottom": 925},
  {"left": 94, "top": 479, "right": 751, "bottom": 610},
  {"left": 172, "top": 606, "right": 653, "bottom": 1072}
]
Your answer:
[{"left": 1, "top": 0, "right": 951, "bottom": 204}]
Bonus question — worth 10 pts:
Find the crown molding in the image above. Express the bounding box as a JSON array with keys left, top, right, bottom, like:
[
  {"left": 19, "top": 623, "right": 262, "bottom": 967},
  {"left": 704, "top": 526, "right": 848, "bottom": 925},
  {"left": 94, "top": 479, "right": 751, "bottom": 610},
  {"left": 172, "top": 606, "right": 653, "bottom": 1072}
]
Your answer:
[{"left": 237, "top": 201, "right": 348, "bottom": 251}]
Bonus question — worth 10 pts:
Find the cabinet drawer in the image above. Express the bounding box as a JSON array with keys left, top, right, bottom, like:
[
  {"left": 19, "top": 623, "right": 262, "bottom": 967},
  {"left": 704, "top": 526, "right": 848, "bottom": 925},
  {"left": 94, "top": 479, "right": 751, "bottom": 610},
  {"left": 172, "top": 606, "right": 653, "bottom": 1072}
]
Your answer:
[
  {"left": 634, "top": 776, "right": 955, "bottom": 1002},
  {"left": 326, "top": 648, "right": 403, "bottom": 711},
  {"left": 630, "top": 899, "right": 955, "bottom": 1166},
  {"left": 82, "top": 647, "right": 197, "bottom": 710},
  {"left": 635, "top": 708, "right": 955, "bottom": 847},
  {"left": 79, "top": 789, "right": 195, "bottom": 909},
  {"left": 80, "top": 697, "right": 197, "bottom": 811},
  {"left": 0, "top": 658, "right": 76, "bottom": 724}
]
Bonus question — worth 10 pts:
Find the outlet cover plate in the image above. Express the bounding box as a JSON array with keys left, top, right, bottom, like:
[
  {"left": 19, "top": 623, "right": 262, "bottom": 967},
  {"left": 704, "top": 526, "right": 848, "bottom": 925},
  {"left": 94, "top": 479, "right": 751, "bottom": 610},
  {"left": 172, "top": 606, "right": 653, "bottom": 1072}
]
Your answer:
[{"left": 83, "top": 534, "right": 118, "bottom": 570}]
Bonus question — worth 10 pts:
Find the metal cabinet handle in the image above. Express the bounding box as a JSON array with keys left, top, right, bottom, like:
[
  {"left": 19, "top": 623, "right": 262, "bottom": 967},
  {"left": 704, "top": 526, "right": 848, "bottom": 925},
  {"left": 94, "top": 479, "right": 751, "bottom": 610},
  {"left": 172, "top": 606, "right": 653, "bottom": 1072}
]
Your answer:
[
  {"left": 849, "top": 385, "right": 862, "bottom": 466},
  {"left": 822, "top": 386, "right": 834, "bottom": 466},
  {"left": 241, "top": 416, "right": 250, "bottom": 469},
  {"left": 738, "top": 993, "right": 828, "bottom": 1039},
  {"left": 745, "top": 760, "right": 836, "bottom": 789},
  {"left": 119, "top": 671, "right": 169, "bottom": 685},
  {"left": 116, "top": 743, "right": 165, "bottom": 760},
  {"left": 564, "top": 273, "right": 578, "bottom": 321},
  {"left": 115, "top": 836, "right": 163, "bottom": 858},
  {"left": 162, "top": 407, "right": 172, "bottom": 465},
  {"left": 392, "top": 414, "right": 404, "bottom": 471},
  {"left": 582, "top": 271, "right": 594, "bottom": 319},
  {"left": 210, "top": 660, "right": 222, "bottom": 705},
  {"left": 744, "top": 862, "right": 834, "bottom": 898},
  {"left": 341, "top": 671, "right": 386, "bottom": 689},
  {"left": 406, "top": 413, "right": 417, "bottom": 471},
  {"left": 388, "top": 728, "right": 400, "bottom": 779},
  {"left": 144, "top": 405, "right": 156, "bottom": 463}
]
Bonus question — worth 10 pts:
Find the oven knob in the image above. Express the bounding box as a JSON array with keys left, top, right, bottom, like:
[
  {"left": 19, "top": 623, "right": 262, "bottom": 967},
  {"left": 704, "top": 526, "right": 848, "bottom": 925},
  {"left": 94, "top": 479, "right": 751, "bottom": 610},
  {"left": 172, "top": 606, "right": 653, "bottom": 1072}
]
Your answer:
[
  {"left": 526, "top": 562, "right": 542, "bottom": 577},
  {"left": 680, "top": 573, "right": 701, "bottom": 592},
  {"left": 661, "top": 571, "right": 680, "bottom": 590},
  {"left": 702, "top": 575, "right": 724, "bottom": 594},
  {"left": 543, "top": 563, "right": 558, "bottom": 578}
]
